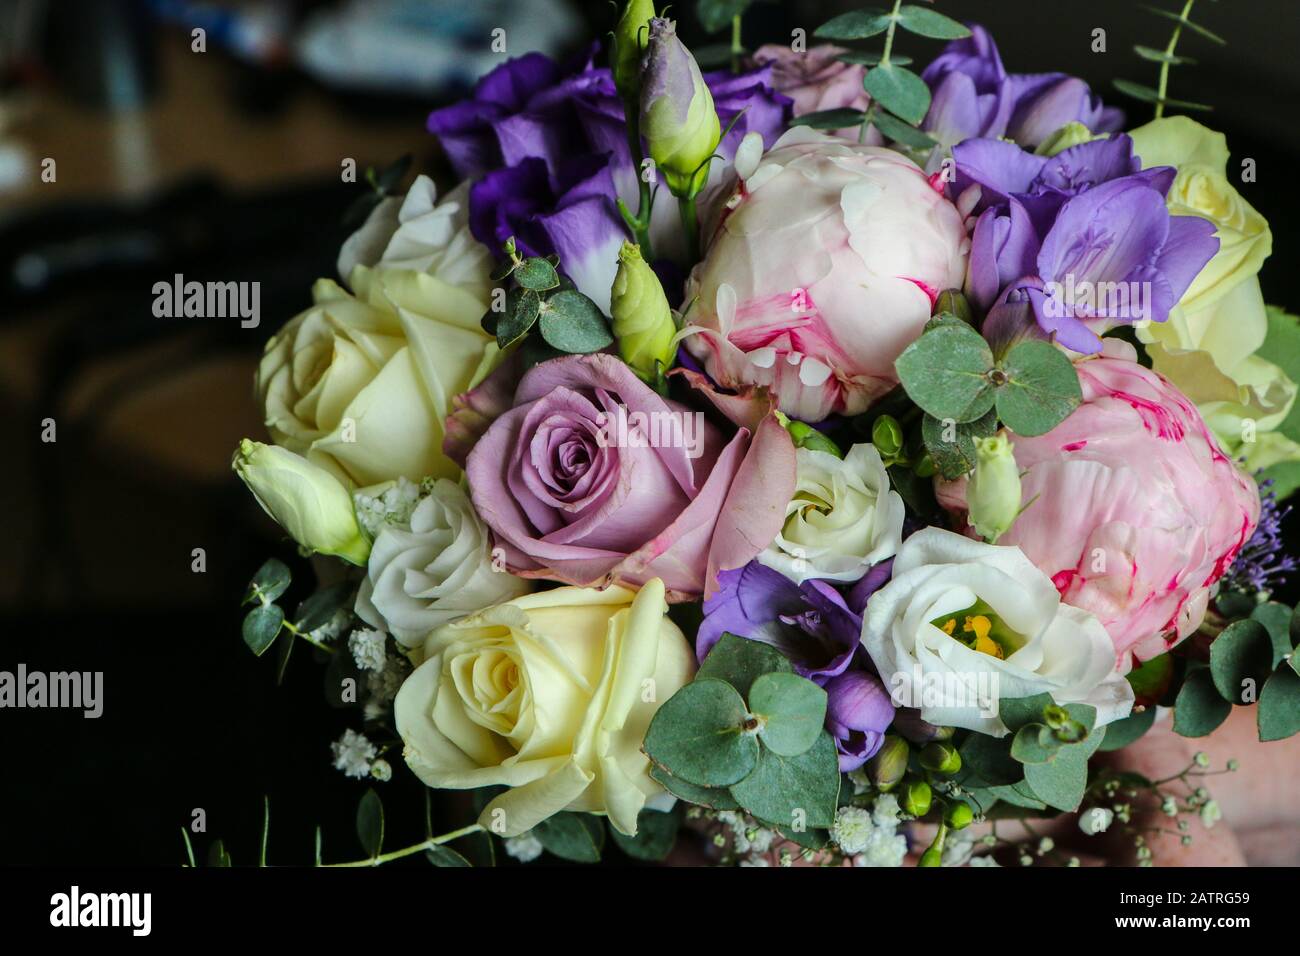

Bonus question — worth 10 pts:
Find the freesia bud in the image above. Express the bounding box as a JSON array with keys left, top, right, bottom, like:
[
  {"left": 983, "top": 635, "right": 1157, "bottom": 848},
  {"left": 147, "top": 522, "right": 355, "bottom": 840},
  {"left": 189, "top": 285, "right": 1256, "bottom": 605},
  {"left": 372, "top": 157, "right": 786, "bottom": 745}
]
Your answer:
[
  {"left": 919, "top": 741, "right": 962, "bottom": 775},
  {"left": 871, "top": 415, "right": 904, "bottom": 460},
  {"left": 1034, "top": 121, "right": 1100, "bottom": 157},
  {"left": 944, "top": 802, "right": 974, "bottom": 830},
  {"left": 902, "top": 780, "right": 932, "bottom": 817},
  {"left": 639, "top": 18, "right": 720, "bottom": 197},
  {"left": 612, "top": 0, "right": 657, "bottom": 102},
  {"left": 611, "top": 241, "right": 677, "bottom": 382},
  {"left": 233, "top": 439, "right": 370, "bottom": 565},
  {"left": 866, "top": 734, "right": 909, "bottom": 791},
  {"left": 934, "top": 289, "right": 973, "bottom": 324},
  {"left": 786, "top": 419, "right": 843, "bottom": 457},
  {"left": 967, "top": 433, "right": 1021, "bottom": 543}
]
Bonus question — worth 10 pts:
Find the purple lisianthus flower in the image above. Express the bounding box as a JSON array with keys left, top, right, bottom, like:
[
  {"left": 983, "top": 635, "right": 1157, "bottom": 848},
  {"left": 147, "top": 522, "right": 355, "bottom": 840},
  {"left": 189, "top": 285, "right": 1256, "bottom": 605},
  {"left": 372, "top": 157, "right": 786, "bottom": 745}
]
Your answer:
[
  {"left": 698, "top": 559, "right": 895, "bottom": 769},
  {"left": 921, "top": 24, "right": 1121, "bottom": 150},
  {"left": 427, "top": 46, "right": 791, "bottom": 306},
  {"left": 954, "top": 134, "right": 1218, "bottom": 352}
]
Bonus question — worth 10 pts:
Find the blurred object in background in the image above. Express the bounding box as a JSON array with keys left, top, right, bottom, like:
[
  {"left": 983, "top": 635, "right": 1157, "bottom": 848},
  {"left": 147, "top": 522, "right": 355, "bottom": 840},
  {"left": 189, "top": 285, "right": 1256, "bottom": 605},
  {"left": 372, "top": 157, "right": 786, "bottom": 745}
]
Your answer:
[{"left": 46, "top": 0, "right": 158, "bottom": 111}]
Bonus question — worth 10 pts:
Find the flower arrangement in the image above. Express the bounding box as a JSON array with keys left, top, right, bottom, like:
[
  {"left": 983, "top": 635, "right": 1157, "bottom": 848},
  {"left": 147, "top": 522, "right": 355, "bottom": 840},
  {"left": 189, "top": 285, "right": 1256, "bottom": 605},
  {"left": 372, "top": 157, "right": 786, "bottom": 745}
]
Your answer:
[{"left": 224, "top": 0, "right": 1300, "bottom": 868}]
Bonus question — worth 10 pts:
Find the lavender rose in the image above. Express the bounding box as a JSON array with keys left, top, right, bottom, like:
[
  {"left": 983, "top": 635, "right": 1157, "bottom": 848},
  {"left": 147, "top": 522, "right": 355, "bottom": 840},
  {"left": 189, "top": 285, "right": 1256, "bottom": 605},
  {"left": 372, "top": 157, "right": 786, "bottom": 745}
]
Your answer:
[{"left": 465, "top": 354, "right": 796, "bottom": 600}]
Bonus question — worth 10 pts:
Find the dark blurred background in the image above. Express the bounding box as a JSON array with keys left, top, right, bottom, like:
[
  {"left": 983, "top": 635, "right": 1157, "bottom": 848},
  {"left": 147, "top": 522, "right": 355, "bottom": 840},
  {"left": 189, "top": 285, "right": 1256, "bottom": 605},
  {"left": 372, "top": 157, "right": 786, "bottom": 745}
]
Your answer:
[{"left": 0, "top": 0, "right": 1296, "bottom": 866}]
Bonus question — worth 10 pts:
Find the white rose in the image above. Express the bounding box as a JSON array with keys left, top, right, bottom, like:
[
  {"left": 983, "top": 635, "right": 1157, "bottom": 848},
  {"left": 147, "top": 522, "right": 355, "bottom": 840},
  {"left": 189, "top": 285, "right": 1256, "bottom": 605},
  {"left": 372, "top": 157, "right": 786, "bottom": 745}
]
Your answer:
[
  {"left": 861, "top": 528, "right": 1133, "bottom": 736},
  {"left": 758, "top": 443, "right": 904, "bottom": 583},
  {"left": 337, "top": 176, "right": 493, "bottom": 302},
  {"left": 355, "top": 479, "right": 531, "bottom": 647}
]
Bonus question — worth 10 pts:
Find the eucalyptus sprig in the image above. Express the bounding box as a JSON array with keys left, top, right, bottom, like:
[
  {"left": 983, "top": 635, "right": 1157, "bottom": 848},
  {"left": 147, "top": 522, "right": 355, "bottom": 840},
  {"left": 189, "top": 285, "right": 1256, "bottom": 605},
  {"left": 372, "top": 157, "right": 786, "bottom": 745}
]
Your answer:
[
  {"left": 1114, "top": 0, "right": 1223, "bottom": 117},
  {"left": 795, "top": 2, "right": 970, "bottom": 148}
]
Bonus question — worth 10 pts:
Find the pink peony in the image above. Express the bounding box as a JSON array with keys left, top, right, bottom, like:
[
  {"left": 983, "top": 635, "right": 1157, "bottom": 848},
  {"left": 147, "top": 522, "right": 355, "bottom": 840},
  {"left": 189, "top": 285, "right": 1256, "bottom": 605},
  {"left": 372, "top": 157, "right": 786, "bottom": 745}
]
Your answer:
[
  {"left": 682, "top": 128, "right": 969, "bottom": 422},
  {"left": 465, "top": 353, "right": 796, "bottom": 601},
  {"left": 938, "top": 344, "right": 1259, "bottom": 667},
  {"left": 751, "top": 44, "right": 882, "bottom": 142}
]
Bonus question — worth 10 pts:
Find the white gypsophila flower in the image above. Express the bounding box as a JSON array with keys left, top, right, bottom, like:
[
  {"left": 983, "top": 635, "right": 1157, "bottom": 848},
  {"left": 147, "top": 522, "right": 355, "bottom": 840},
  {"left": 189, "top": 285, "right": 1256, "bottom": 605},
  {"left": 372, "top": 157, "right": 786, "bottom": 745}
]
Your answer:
[
  {"left": 858, "top": 828, "right": 908, "bottom": 867},
  {"left": 504, "top": 831, "right": 544, "bottom": 863},
  {"left": 353, "top": 477, "right": 424, "bottom": 541},
  {"left": 1200, "top": 800, "right": 1221, "bottom": 829},
  {"left": 969, "top": 855, "right": 1002, "bottom": 867},
  {"left": 348, "top": 628, "right": 388, "bottom": 673},
  {"left": 337, "top": 177, "right": 494, "bottom": 300},
  {"left": 355, "top": 479, "right": 533, "bottom": 647},
  {"left": 942, "top": 831, "right": 976, "bottom": 867},
  {"left": 862, "top": 527, "right": 1134, "bottom": 736},
  {"left": 363, "top": 655, "right": 411, "bottom": 721},
  {"left": 370, "top": 759, "right": 392, "bottom": 782},
  {"left": 758, "top": 444, "right": 904, "bottom": 584},
  {"left": 308, "top": 607, "right": 350, "bottom": 645},
  {"left": 830, "top": 806, "right": 875, "bottom": 856},
  {"left": 331, "top": 729, "right": 376, "bottom": 779},
  {"left": 739, "top": 856, "right": 771, "bottom": 867},
  {"left": 871, "top": 792, "right": 902, "bottom": 828},
  {"left": 1079, "top": 806, "right": 1115, "bottom": 835}
]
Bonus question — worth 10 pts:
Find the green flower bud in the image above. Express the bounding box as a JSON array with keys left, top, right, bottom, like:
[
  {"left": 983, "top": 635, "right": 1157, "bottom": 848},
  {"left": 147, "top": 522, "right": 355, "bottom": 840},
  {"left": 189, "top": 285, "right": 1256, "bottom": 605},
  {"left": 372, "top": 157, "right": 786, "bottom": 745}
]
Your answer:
[
  {"left": 918, "top": 846, "right": 943, "bottom": 867},
  {"left": 639, "top": 18, "right": 720, "bottom": 198},
  {"left": 934, "top": 289, "right": 973, "bottom": 324},
  {"left": 233, "top": 440, "right": 370, "bottom": 565},
  {"left": 611, "top": 0, "right": 657, "bottom": 101},
  {"left": 944, "top": 802, "right": 975, "bottom": 830},
  {"left": 871, "top": 415, "right": 904, "bottom": 460},
  {"left": 902, "top": 780, "right": 932, "bottom": 817},
  {"left": 1034, "top": 121, "right": 1102, "bottom": 157},
  {"left": 967, "top": 433, "right": 1022, "bottom": 543},
  {"left": 866, "top": 734, "right": 909, "bottom": 791},
  {"left": 611, "top": 241, "right": 677, "bottom": 382},
  {"left": 786, "top": 419, "right": 844, "bottom": 457},
  {"left": 920, "top": 742, "right": 962, "bottom": 775}
]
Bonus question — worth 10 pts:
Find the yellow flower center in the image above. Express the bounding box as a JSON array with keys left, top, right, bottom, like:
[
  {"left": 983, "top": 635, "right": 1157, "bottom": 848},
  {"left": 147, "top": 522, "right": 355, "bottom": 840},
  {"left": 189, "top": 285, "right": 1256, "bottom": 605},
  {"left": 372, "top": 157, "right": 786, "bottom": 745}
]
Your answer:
[{"left": 932, "top": 601, "right": 1023, "bottom": 660}]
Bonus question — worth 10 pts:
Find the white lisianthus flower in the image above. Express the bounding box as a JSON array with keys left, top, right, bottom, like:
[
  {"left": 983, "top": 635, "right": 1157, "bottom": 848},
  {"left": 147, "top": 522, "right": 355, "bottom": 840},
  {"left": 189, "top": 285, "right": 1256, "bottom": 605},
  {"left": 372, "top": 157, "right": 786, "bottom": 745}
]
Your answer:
[
  {"left": 758, "top": 443, "right": 904, "bottom": 583},
  {"left": 861, "top": 528, "right": 1133, "bottom": 736},
  {"left": 355, "top": 479, "right": 532, "bottom": 648}
]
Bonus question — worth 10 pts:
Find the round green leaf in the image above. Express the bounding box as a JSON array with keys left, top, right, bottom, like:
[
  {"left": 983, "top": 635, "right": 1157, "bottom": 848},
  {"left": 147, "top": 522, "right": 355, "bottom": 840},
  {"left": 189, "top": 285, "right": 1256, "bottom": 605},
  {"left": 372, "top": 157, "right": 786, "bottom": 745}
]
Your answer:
[
  {"left": 1251, "top": 602, "right": 1294, "bottom": 667},
  {"left": 532, "top": 811, "right": 604, "bottom": 863},
  {"left": 696, "top": 632, "right": 793, "bottom": 699},
  {"left": 996, "top": 339, "right": 1083, "bottom": 436},
  {"left": 1010, "top": 723, "right": 1059, "bottom": 764},
  {"left": 815, "top": 9, "right": 892, "bottom": 40},
  {"left": 242, "top": 604, "right": 284, "bottom": 657},
  {"left": 894, "top": 322, "right": 996, "bottom": 423},
  {"left": 356, "top": 789, "right": 384, "bottom": 858},
  {"left": 496, "top": 288, "right": 541, "bottom": 349},
  {"left": 729, "top": 733, "right": 840, "bottom": 829},
  {"left": 863, "top": 63, "right": 932, "bottom": 126},
  {"left": 922, "top": 407, "right": 997, "bottom": 480},
  {"left": 514, "top": 257, "right": 560, "bottom": 292},
  {"left": 749, "top": 673, "right": 827, "bottom": 757},
  {"left": 1210, "top": 619, "right": 1274, "bottom": 704},
  {"left": 1097, "top": 706, "right": 1157, "bottom": 751},
  {"left": 957, "top": 732, "right": 1022, "bottom": 787},
  {"left": 1172, "top": 668, "right": 1232, "bottom": 737},
  {"left": 837, "top": 51, "right": 912, "bottom": 67},
  {"left": 246, "top": 558, "right": 291, "bottom": 605},
  {"left": 1258, "top": 667, "right": 1300, "bottom": 741},
  {"left": 790, "top": 108, "right": 867, "bottom": 130},
  {"left": 293, "top": 583, "right": 352, "bottom": 633},
  {"left": 538, "top": 290, "right": 614, "bottom": 354},
  {"left": 1126, "top": 652, "right": 1174, "bottom": 705},
  {"left": 896, "top": 4, "right": 972, "bottom": 39},
  {"left": 643, "top": 678, "right": 758, "bottom": 787},
  {"left": 649, "top": 764, "right": 740, "bottom": 810},
  {"left": 608, "top": 809, "right": 679, "bottom": 861},
  {"left": 870, "top": 111, "right": 937, "bottom": 150}
]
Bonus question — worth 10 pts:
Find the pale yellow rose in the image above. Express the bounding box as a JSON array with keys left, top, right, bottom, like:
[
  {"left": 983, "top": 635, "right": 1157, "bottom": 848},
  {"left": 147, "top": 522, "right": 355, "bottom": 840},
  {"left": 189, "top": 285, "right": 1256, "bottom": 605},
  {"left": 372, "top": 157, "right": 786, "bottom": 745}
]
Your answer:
[
  {"left": 255, "top": 268, "right": 500, "bottom": 488},
  {"left": 394, "top": 579, "right": 695, "bottom": 836},
  {"left": 1130, "top": 117, "right": 1294, "bottom": 446}
]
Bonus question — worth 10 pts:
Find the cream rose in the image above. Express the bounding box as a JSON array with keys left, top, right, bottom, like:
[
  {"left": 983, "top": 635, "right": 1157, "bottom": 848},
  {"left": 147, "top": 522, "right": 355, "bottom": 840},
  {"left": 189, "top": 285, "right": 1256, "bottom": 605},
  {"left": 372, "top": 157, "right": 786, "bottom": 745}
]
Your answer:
[
  {"left": 256, "top": 268, "right": 500, "bottom": 488},
  {"left": 861, "top": 528, "right": 1133, "bottom": 737},
  {"left": 1129, "top": 117, "right": 1295, "bottom": 444},
  {"left": 395, "top": 580, "right": 695, "bottom": 836},
  {"left": 758, "top": 443, "right": 904, "bottom": 583},
  {"left": 355, "top": 479, "right": 532, "bottom": 647}
]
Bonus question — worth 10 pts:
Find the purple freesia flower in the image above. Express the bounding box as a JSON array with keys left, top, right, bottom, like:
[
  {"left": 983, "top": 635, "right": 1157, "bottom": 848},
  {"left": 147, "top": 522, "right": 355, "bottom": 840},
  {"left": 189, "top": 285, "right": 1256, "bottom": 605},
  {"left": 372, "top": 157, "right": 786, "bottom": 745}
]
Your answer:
[
  {"left": 921, "top": 24, "right": 1121, "bottom": 150},
  {"left": 954, "top": 134, "right": 1219, "bottom": 353},
  {"left": 427, "top": 47, "right": 790, "bottom": 308},
  {"left": 698, "top": 559, "right": 895, "bottom": 770}
]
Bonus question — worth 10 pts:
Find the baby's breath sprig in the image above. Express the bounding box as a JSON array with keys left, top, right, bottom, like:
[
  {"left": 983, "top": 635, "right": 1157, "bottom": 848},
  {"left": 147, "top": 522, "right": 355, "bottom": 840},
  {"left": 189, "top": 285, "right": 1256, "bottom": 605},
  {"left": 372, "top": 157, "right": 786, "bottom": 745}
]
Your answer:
[{"left": 1114, "top": 0, "right": 1224, "bottom": 118}]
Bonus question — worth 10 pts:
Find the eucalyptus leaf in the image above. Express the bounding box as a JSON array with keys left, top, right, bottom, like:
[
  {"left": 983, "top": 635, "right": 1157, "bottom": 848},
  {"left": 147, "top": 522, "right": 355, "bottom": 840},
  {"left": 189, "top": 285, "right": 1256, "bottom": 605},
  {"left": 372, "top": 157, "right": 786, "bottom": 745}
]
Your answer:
[
  {"left": 863, "top": 63, "right": 931, "bottom": 126},
  {"left": 356, "top": 789, "right": 384, "bottom": 859},
  {"left": 696, "top": 632, "right": 793, "bottom": 698},
  {"left": 1097, "top": 706, "right": 1157, "bottom": 751},
  {"left": 895, "top": 4, "right": 972, "bottom": 39},
  {"left": 497, "top": 288, "right": 541, "bottom": 349},
  {"left": 997, "top": 693, "right": 1055, "bottom": 733},
  {"left": 749, "top": 672, "right": 827, "bottom": 757},
  {"left": 729, "top": 733, "right": 840, "bottom": 829},
  {"left": 538, "top": 290, "right": 614, "bottom": 354},
  {"left": 1021, "top": 720, "right": 1105, "bottom": 812},
  {"left": 242, "top": 604, "right": 284, "bottom": 657},
  {"left": 986, "top": 781, "right": 1047, "bottom": 810},
  {"left": 1258, "top": 667, "right": 1300, "bottom": 740},
  {"left": 1209, "top": 619, "right": 1274, "bottom": 704},
  {"left": 643, "top": 678, "right": 758, "bottom": 787},
  {"left": 922, "top": 408, "right": 997, "bottom": 480},
  {"left": 649, "top": 764, "right": 741, "bottom": 810},
  {"left": 1142, "top": 5, "right": 1227, "bottom": 44},
  {"left": 996, "top": 339, "right": 1082, "bottom": 436},
  {"left": 1133, "top": 44, "right": 1197, "bottom": 65},
  {"left": 894, "top": 322, "right": 996, "bottom": 422},
  {"left": 870, "top": 110, "right": 937, "bottom": 149},
  {"left": 246, "top": 558, "right": 291, "bottom": 605},
  {"left": 790, "top": 108, "right": 867, "bottom": 130},
  {"left": 837, "top": 51, "right": 911, "bottom": 67},
  {"left": 293, "top": 583, "right": 352, "bottom": 633},
  {"left": 514, "top": 257, "right": 560, "bottom": 292},
  {"left": 532, "top": 812, "right": 604, "bottom": 863},
  {"left": 608, "top": 809, "right": 679, "bottom": 861},
  {"left": 425, "top": 846, "right": 471, "bottom": 867},
  {"left": 815, "top": 9, "right": 892, "bottom": 40},
  {"left": 1172, "top": 668, "right": 1232, "bottom": 737},
  {"left": 1010, "top": 723, "right": 1060, "bottom": 764},
  {"left": 1251, "top": 602, "right": 1293, "bottom": 667},
  {"left": 958, "top": 732, "right": 1023, "bottom": 787}
]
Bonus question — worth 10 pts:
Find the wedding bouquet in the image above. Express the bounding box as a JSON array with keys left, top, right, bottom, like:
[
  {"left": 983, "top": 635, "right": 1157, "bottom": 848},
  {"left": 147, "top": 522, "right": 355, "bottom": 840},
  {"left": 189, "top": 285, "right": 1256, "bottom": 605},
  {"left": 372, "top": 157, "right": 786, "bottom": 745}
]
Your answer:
[{"left": 228, "top": 0, "right": 1300, "bottom": 868}]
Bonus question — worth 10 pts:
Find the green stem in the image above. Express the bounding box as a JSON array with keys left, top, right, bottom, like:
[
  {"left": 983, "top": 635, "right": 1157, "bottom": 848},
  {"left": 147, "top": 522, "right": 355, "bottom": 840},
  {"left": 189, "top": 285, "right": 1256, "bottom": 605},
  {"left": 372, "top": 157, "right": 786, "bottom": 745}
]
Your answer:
[
  {"left": 679, "top": 195, "right": 700, "bottom": 266},
  {"left": 1155, "top": 0, "right": 1196, "bottom": 119},
  {"left": 730, "top": 15, "right": 743, "bottom": 74},
  {"left": 879, "top": 0, "right": 905, "bottom": 67},
  {"left": 281, "top": 619, "right": 335, "bottom": 654},
  {"left": 323, "top": 823, "right": 484, "bottom": 868},
  {"left": 621, "top": 97, "right": 655, "bottom": 258}
]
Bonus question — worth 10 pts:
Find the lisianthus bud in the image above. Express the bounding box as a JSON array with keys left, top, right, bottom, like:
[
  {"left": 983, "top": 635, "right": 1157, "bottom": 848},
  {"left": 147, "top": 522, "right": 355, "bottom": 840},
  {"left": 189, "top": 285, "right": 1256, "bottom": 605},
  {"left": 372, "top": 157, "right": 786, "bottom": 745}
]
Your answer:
[
  {"left": 967, "top": 433, "right": 1021, "bottom": 543},
  {"left": 611, "top": 241, "right": 676, "bottom": 382},
  {"left": 612, "top": 0, "right": 656, "bottom": 101},
  {"left": 786, "top": 419, "right": 843, "bottom": 457},
  {"left": 640, "top": 18, "right": 721, "bottom": 197},
  {"left": 233, "top": 440, "right": 370, "bottom": 565},
  {"left": 1034, "top": 121, "right": 1101, "bottom": 157},
  {"left": 944, "top": 802, "right": 974, "bottom": 830},
  {"left": 866, "top": 734, "right": 909, "bottom": 791},
  {"left": 902, "top": 780, "right": 932, "bottom": 817},
  {"left": 920, "top": 742, "right": 962, "bottom": 775}
]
